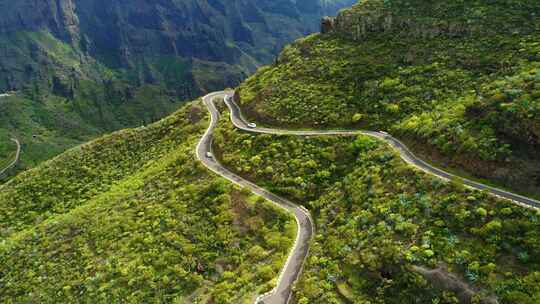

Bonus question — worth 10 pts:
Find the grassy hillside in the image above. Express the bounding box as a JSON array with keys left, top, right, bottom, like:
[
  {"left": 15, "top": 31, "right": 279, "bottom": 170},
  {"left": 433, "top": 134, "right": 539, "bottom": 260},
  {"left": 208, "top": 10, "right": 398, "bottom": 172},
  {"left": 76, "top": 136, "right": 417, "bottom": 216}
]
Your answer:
[
  {"left": 2, "top": 1, "right": 539, "bottom": 303},
  {"left": 0, "top": 84, "right": 184, "bottom": 175},
  {"left": 0, "top": 101, "right": 295, "bottom": 303},
  {"left": 0, "top": 0, "right": 357, "bottom": 178},
  {"left": 235, "top": 0, "right": 540, "bottom": 198},
  {"left": 213, "top": 103, "right": 540, "bottom": 304},
  {"left": 0, "top": 137, "right": 17, "bottom": 169}
]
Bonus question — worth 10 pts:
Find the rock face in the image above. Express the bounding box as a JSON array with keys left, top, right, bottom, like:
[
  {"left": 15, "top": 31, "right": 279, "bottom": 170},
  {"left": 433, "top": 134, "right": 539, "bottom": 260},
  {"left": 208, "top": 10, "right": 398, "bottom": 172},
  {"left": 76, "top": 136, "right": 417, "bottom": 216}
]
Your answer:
[
  {"left": 321, "top": 17, "right": 336, "bottom": 34},
  {"left": 0, "top": 0, "right": 79, "bottom": 43},
  {"left": 0, "top": 0, "right": 357, "bottom": 171},
  {"left": 327, "top": 0, "right": 540, "bottom": 41},
  {"left": 0, "top": 0, "right": 356, "bottom": 95}
]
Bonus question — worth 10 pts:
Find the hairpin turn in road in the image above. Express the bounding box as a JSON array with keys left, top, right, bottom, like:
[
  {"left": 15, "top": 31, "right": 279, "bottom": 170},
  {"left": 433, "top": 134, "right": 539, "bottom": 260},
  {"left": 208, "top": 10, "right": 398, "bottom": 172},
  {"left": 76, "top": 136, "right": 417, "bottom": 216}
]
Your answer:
[{"left": 196, "top": 91, "right": 540, "bottom": 304}]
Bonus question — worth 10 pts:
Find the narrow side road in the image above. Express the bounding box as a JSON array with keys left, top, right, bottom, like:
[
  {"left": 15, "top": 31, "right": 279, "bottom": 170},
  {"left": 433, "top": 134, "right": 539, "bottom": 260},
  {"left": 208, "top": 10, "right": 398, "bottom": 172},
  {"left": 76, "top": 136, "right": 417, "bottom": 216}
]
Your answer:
[
  {"left": 224, "top": 96, "right": 540, "bottom": 210},
  {"left": 196, "top": 90, "right": 540, "bottom": 304},
  {"left": 0, "top": 138, "right": 21, "bottom": 178}
]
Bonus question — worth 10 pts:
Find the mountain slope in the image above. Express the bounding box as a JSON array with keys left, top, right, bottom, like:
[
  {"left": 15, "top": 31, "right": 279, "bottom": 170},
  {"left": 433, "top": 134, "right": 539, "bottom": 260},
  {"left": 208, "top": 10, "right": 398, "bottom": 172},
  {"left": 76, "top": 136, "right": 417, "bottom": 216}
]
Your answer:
[
  {"left": 235, "top": 0, "right": 540, "bottom": 198},
  {"left": 0, "top": 100, "right": 295, "bottom": 302},
  {"left": 213, "top": 95, "right": 540, "bottom": 304},
  {"left": 0, "top": 0, "right": 356, "bottom": 93},
  {"left": 2, "top": 89, "right": 538, "bottom": 303},
  {"left": 0, "top": 0, "right": 355, "bottom": 177}
]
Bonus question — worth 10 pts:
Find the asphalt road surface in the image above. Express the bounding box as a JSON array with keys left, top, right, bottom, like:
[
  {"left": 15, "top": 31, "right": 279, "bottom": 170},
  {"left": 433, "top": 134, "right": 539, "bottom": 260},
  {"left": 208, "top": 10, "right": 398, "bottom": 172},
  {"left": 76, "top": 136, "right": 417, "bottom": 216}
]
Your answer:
[
  {"left": 196, "top": 92, "right": 314, "bottom": 304},
  {"left": 197, "top": 90, "right": 540, "bottom": 304},
  {"left": 223, "top": 94, "right": 540, "bottom": 210},
  {"left": 0, "top": 138, "right": 21, "bottom": 178}
]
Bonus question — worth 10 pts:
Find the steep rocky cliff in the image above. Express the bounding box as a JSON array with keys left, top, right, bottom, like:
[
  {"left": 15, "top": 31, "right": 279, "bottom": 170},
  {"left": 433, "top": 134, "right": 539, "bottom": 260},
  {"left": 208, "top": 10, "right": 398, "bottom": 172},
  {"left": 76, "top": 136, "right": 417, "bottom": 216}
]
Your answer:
[
  {"left": 0, "top": 0, "right": 355, "bottom": 94},
  {"left": 0, "top": 0, "right": 355, "bottom": 174},
  {"left": 326, "top": 0, "right": 539, "bottom": 41},
  {"left": 0, "top": 0, "right": 79, "bottom": 40}
]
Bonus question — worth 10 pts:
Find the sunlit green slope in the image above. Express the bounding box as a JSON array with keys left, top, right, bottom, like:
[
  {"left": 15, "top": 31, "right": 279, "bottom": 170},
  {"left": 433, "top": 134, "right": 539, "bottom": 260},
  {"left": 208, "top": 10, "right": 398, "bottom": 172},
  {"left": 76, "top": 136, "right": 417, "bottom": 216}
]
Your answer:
[
  {"left": 0, "top": 101, "right": 295, "bottom": 303},
  {"left": 236, "top": 0, "right": 540, "bottom": 198},
  {"left": 213, "top": 101, "right": 540, "bottom": 304}
]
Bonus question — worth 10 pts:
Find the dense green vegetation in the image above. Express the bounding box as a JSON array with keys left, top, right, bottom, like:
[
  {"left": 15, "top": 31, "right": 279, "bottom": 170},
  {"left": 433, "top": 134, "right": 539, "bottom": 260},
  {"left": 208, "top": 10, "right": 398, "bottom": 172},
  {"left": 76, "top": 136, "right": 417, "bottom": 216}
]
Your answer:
[
  {"left": 400, "top": 62, "right": 540, "bottom": 156},
  {"left": 0, "top": 29, "right": 190, "bottom": 175},
  {"left": 236, "top": 0, "right": 540, "bottom": 197},
  {"left": 0, "top": 101, "right": 295, "bottom": 303},
  {"left": 3, "top": 1, "right": 540, "bottom": 303},
  {"left": 0, "top": 86, "right": 183, "bottom": 176},
  {"left": 213, "top": 104, "right": 540, "bottom": 304},
  {"left": 0, "top": 137, "right": 16, "bottom": 170},
  {"left": 0, "top": 0, "right": 357, "bottom": 177}
]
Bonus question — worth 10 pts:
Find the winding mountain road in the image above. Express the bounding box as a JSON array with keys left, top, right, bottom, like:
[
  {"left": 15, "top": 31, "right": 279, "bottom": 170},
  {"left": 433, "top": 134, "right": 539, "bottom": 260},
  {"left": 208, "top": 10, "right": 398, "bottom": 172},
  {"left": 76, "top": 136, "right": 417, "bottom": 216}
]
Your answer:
[
  {"left": 0, "top": 138, "right": 21, "bottom": 178},
  {"left": 223, "top": 94, "right": 540, "bottom": 210},
  {"left": 196, "top": 91, "right": 540, "bottom": 304},
  {"left": 196, "top": 91, "right": 314, "bottom": 304}
]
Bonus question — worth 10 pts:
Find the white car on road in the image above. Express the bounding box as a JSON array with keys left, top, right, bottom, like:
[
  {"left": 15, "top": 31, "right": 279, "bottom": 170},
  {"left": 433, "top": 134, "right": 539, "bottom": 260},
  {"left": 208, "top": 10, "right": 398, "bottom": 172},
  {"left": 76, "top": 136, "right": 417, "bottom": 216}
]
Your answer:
[
  {"left": 247, "top": 123, "right": 257, "bottom": 128},
  {"left": 206, "top": 152, "right": 213, "bottom": 158}
]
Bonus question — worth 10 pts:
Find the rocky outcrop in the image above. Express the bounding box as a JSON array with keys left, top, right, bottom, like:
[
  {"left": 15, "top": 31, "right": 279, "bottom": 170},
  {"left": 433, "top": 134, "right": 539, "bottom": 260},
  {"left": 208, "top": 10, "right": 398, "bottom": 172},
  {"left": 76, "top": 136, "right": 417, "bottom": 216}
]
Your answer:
[
  {"left": 0, "top": 0, "right": 79, "bottom": 42},
  {"left": 321, "top": 17, "right": 335, "bottom": 34},
  {"left": 331, "top": 7, "right": 472, "bottom": 40},
  {"left": 326, "top": 0, "right": 540, "bottom": 41}
]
